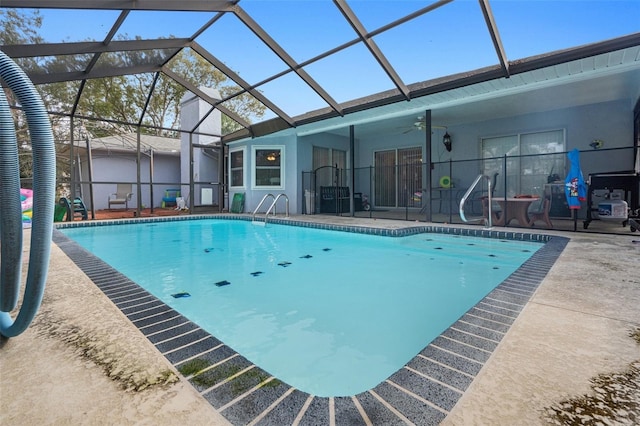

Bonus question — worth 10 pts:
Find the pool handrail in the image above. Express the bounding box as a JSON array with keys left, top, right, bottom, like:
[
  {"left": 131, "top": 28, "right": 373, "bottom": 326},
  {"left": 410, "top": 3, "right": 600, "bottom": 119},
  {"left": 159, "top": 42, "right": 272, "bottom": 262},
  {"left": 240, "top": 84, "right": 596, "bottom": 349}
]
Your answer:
[
  {"left": 252, "top": 193, "right": 276, "bottom": 221},
  {"left": 459, "top": 174, "right": 492, "bottom": 228},
  {"left": 252, "top": 193, "right": 290, "bottom": 224},
  {"left": 264, "top": 194, "right": 289, "bottom": 224}
]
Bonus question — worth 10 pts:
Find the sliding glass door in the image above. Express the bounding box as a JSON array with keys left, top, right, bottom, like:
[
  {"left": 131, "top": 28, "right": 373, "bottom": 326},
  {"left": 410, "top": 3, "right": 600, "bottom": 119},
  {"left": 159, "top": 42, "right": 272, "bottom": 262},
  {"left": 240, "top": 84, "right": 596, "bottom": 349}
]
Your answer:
[{"left": 374, "top": 147, "right": 422, "bottom": 208}]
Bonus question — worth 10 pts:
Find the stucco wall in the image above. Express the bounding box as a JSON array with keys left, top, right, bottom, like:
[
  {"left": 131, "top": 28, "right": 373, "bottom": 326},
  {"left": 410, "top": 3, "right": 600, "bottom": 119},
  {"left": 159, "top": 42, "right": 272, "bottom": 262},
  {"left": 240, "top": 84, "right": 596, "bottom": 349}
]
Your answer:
[
  {"left": 227, "top": 131, "right": 299, "bottom": 214},
  {"left": 78, "top": 152, "right": 180, "bottom": 210},
  {"left": 228, "top": 98, "right": 635, "bottom": 215}
]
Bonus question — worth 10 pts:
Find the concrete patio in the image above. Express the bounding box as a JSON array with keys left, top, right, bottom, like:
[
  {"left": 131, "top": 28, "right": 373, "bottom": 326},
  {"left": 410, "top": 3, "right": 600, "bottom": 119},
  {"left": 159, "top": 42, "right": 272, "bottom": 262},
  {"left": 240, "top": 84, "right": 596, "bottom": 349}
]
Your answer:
[{"left": 1, "top": 216, "right": 638, "bottom": 425}]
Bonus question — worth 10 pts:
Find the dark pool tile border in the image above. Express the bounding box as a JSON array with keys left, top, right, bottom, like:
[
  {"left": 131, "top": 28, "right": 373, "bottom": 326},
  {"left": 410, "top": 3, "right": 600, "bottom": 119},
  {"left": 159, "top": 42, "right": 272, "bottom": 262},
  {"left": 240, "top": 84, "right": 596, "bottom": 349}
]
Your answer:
[{"left": 53, "top": 217, "right": 568, "bottom": 426}]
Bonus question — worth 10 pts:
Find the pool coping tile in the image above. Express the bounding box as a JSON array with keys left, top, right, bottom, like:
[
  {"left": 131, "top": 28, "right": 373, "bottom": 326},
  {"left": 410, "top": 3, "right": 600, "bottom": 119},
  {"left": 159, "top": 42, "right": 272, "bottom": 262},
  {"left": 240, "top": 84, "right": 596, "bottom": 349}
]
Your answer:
[{"left": 53, "top": 216, "right": 568, "bottom": 426}]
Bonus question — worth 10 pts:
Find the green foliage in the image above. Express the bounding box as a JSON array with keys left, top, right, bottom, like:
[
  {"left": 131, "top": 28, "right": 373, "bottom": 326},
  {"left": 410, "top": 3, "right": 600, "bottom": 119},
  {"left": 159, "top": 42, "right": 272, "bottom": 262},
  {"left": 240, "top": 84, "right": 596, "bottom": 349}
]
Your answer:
[
  {"left": 0, "top": 9, "right": 43, "bottom": 50},
  {"left": 2, "top": 10, "right": 266, "bottom": 135},
  {"left": 2, "top": 9, "right": 267, "bottom": 192},
  {"left": 1, "top": 9, "right": 66, "bottom": 190}
]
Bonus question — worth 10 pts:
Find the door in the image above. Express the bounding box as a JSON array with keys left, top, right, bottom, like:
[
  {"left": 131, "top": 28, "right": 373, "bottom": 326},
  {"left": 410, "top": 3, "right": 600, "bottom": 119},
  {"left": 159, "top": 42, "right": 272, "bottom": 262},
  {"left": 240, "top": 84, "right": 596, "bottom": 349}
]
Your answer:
[{"left": 374, "top": 147, "right": 422, "bottom": 208}]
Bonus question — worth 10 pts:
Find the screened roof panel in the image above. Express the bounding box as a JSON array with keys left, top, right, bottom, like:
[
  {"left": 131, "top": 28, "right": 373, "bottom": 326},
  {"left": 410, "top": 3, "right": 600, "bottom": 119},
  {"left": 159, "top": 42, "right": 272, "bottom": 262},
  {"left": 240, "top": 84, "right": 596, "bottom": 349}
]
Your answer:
[
  {"left": 37, "top": 8, "right": 121, "bottom": 43},
  {"left": 347, "top": 0, "right": 444, "bottom": 30},
  {"left": 256, "top": 71, "right": 330, "bottom": 118},
  {"left": 164, "top": 47, "right": 214, "bottom": 88},
  {"left": 36, "top": 80, "right": 82, "bottom": 113},
  {"left": 2, "top": 0, "right": 639, "bottom": 141},
  {"left": 196, "top": 13, "right": 290, "bottom": 86},
  {"left": 140, "top": 73, "right": 183, "bottom": 131},
  {"left": 92, "top": 48, "right": 177, "bottom": 70},
  {"left": 78, "top": 74, "right": 146, "bottom": 123},
  {"left": 374, "top": 2, "right": 497, "bottom": 83},
  {"left": 113, "top": 10, "right": 215, "bottom": 40},
  {"left": 240, "top": 1, "right": 356, "bottom": 64},
  {"left": 14, "top": 54, "right": 92, "bottom": 75},
  {"left": 303, "top": 42, "right": 397, "bottom": 104},
  {"left": 218, "top": 94, "right": 270, "bottom": 126},
  {"left": 492, "top": 1, "right": 640, "bottom": 58}
]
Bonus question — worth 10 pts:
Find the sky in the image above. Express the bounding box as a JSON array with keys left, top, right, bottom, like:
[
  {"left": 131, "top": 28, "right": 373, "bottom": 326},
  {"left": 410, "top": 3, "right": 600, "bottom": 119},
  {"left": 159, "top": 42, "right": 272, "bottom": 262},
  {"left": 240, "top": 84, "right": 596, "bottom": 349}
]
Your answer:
[{"left": 15, "top": 0, "right": 640, "bottom": 120}]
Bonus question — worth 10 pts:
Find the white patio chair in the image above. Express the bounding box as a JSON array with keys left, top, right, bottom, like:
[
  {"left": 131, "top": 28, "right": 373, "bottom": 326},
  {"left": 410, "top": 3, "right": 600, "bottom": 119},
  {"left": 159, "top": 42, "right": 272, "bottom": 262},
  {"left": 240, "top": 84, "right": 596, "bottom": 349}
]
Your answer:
[{"left": 108, "top": 183, "right": 133, "bottom": 209}]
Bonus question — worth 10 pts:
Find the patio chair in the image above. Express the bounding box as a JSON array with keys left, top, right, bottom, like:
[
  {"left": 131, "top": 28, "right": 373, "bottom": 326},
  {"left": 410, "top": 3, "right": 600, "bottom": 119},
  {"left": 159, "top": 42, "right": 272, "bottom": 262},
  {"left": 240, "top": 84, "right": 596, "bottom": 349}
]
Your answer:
[
  {"left": 529, "top": 186, "right": 553, "bottom": 228},
  {"left": 108, "top": 183, "right": 133, "bottom": 210}
]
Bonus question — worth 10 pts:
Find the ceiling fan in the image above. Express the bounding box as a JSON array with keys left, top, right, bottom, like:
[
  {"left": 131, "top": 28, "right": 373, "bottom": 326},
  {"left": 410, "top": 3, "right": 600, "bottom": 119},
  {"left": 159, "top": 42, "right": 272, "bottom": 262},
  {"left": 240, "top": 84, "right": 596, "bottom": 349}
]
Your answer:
[{"left": 402, "top": 116, "right": 447, "bottom": 134}]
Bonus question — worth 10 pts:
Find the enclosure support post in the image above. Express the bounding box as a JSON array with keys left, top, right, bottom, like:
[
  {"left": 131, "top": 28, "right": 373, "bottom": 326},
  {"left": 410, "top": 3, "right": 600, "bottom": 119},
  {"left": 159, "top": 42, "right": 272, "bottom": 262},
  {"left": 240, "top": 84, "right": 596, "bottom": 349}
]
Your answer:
[
  {"left": 136, "top": 127, "right": 142, "bottom": 218},
  {"left": 85, "top": 135, "right": 95, "bottom": 219},
  {"left": 70, "top": 118, "right": 75, "bottom": 200},
  {"left": 350, "top": 125, "right": 355, "bottom": 216},
  {"left": 149, "top": 148, "right": 154, "bottom": 214},
  {"left": 189, "top": 132, "right": 195, "bottom": 212},
  {"left": 424, "top": 109, "right": 433, "bottom": 222}
]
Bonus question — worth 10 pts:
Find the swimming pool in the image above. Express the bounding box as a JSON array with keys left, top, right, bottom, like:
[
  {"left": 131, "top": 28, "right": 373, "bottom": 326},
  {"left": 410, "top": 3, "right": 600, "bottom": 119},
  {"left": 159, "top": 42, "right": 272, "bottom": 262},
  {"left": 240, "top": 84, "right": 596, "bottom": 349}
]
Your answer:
[{"left": 60, "top": 218, "right": 542, "bottom": 397}]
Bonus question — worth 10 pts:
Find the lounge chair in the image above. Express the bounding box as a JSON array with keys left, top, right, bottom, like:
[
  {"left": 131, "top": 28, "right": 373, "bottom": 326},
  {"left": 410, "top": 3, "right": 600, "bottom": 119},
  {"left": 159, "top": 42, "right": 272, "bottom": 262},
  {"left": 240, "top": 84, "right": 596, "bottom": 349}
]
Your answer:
[{"left": 108, "top": 183, "right": 133, "bottom": 209}]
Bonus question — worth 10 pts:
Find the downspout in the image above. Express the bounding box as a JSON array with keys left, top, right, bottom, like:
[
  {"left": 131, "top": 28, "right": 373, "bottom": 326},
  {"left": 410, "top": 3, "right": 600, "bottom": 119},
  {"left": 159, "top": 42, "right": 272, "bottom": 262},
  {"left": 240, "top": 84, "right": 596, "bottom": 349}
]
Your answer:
[{"left": 0, "top": 51, "right": 56, "bottom": 337}]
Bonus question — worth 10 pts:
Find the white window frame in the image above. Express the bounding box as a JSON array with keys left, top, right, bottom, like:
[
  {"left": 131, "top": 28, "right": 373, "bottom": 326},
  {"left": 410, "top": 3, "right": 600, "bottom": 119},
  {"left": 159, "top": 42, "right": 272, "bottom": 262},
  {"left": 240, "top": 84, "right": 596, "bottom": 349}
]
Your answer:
[
  {"left": 252, "top": 145, "right": 284, "bottom": 189},
  {"left": 229, "top": 147, "right": 246, "bottom": 189}
]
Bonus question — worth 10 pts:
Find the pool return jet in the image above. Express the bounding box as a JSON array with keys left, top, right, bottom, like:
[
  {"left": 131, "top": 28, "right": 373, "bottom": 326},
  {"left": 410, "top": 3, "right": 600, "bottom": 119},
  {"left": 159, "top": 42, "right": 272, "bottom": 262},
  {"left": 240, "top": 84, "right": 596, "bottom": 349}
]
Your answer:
[
  {"left": 0, "top": 51, "right": 56, "bottom": 338},
  {"left": 459, "top": 174, "right": 494, "bottom": 228}
]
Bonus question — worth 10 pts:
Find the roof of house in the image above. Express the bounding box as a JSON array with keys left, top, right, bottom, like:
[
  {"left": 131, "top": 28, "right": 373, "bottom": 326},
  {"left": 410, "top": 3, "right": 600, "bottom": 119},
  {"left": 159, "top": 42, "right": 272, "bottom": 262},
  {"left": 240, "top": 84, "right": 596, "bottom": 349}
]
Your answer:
[{"left": 80, "top": 133, "right": 180, "bottom": 154}]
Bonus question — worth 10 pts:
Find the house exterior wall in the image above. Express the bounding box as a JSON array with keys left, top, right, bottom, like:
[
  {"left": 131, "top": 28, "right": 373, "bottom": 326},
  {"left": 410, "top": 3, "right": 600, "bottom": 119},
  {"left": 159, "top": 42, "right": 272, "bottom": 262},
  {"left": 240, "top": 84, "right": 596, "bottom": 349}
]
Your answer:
[
  {"left": 354, "top": 98, "right": 633, "bottom": 195},
  {"left": 227, "top": 131, "right": 298, "bottom": 214},
  {"left": 237, "top": 97, "right": 635, "bottom": 215},
  {"left": 78, "top": 151, "right": 180, "bottom": 210},
  {"left": 152, "top": 154, "right": 183, "bottom": 207},
  {"left": 180, "top": 88, "right": 222, "bottom": 206}
]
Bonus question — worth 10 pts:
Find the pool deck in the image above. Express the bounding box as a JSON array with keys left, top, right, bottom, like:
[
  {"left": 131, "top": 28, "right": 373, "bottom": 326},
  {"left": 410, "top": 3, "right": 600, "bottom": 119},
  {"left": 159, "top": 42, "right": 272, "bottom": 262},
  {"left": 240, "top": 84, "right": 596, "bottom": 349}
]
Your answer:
[{"left": 1, "top": 215, "right": 639, "bottom": 425}]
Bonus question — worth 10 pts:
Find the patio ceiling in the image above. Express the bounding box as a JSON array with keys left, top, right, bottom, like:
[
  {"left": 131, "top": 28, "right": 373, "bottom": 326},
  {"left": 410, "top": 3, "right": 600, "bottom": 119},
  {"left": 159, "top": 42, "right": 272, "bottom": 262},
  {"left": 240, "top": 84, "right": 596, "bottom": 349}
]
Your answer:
[{"left": 1, "top": 0, "right": 639, "bottom": 143}]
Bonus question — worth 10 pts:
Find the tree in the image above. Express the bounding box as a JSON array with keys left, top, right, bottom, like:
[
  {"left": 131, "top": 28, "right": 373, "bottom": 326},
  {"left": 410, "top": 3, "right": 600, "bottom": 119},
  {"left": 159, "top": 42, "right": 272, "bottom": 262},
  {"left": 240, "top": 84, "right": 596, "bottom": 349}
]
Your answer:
[
  {"left": 1, "top": 9, "right": 70, "bottom": 194},
  {"left": 41, "top": 34, "right": 267, "bottom": 137},
  {"left": 125, "top": 44, "right": 267, "bottom": 136},
  {"left": 2, "top": 8, "right": 268, "bottom": 195}
]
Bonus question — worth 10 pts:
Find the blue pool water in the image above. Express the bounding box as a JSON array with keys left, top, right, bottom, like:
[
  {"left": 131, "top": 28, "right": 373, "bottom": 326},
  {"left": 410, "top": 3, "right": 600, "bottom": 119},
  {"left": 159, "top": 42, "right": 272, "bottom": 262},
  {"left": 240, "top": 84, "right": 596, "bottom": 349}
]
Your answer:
[{"left": 61, "top": 220, "right": 541, "bottom": 396}]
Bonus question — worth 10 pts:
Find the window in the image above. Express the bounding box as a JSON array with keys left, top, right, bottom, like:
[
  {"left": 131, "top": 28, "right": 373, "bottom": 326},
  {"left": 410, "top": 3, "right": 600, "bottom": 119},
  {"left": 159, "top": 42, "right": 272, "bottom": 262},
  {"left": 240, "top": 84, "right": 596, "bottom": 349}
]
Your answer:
[
  {"left": 254, "top": 147, "right": 283, "bottom": 188},
  {"left": 229, "top": 148, "right": 244, "bottom": 188},
  {"left": 481, "top": 129, "right": 565, "bottom": 196}
]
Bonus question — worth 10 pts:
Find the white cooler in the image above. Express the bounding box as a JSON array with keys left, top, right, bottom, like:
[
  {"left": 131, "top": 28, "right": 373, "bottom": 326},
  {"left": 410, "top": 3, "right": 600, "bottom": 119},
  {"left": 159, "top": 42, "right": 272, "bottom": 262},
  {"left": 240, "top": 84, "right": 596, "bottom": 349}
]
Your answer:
[{"left": 597, "top": 199, "right": 628, "bottom": 221}]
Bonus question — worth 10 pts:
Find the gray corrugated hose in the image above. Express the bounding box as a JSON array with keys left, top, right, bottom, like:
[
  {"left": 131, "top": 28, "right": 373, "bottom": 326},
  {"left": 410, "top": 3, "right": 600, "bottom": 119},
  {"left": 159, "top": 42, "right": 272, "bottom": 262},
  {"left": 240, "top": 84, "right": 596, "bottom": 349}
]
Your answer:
[{"left": 0, "top": 51, "right": 56, "bottom": 338}]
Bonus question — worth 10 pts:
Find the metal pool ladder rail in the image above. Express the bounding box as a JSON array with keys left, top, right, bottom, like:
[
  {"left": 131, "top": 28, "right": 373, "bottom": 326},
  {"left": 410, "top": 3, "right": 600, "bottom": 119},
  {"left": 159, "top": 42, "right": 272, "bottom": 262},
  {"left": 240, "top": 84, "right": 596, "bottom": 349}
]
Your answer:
[
  {"left": 252, "top": 193, "right": 290, "bottom": 224},
  {"left": 459, "top": 174, "right": 493, "bottom": 228}
]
